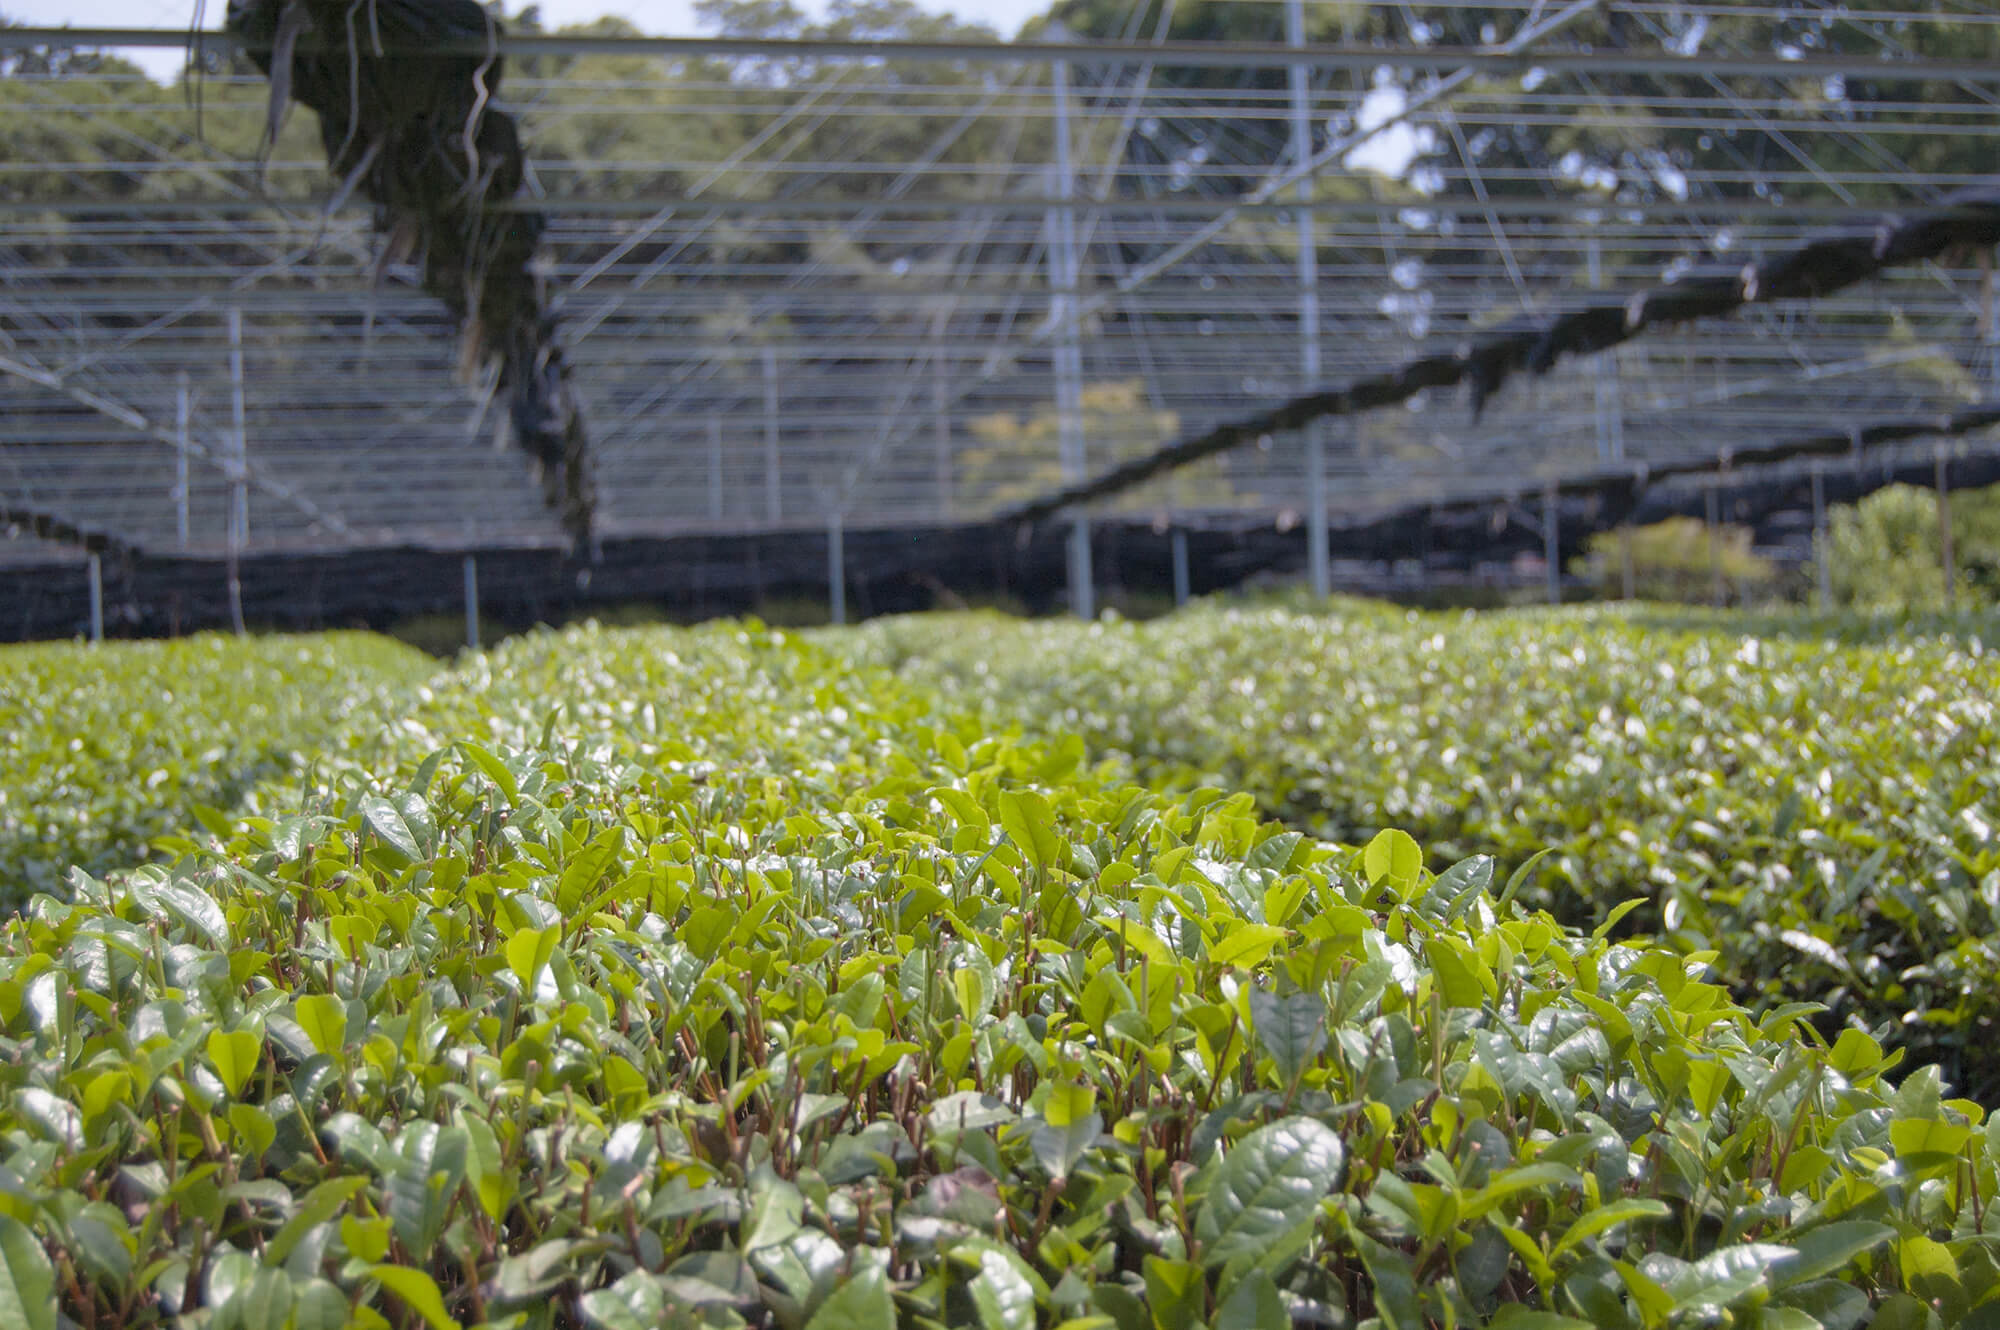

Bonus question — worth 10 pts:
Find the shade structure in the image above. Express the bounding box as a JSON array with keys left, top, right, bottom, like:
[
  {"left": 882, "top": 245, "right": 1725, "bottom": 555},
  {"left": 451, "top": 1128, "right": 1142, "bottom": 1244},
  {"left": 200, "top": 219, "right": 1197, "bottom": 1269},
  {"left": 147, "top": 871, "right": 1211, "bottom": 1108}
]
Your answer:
[{"left": 2, "top": 4, "right": 1998, "bottom": 590}]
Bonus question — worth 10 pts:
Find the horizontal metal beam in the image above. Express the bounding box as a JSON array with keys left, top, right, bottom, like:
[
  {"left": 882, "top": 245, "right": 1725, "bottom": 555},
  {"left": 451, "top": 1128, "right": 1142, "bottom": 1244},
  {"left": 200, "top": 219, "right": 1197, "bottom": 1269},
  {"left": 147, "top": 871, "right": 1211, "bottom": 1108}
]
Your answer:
[
  {"left": 9, "top": 27, "right": 2000, "bottom": 83},
  {"left": 0, "top": 194, "right": 1977, "bottom": 222}
]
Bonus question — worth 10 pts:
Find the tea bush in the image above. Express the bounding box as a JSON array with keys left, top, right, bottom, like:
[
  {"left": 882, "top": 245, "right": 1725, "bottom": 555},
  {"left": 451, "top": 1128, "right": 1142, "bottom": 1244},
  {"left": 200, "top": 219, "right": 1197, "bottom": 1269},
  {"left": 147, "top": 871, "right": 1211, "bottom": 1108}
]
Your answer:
[
  {"left": 5, "top": 623, "right": 1997, "bottom": 1327},
  {"left": 0, "top": 633, "right": 435, "bottom": 910},
  {"left": 840, "top": 606, "right": 2000, "bottom": 1100}
]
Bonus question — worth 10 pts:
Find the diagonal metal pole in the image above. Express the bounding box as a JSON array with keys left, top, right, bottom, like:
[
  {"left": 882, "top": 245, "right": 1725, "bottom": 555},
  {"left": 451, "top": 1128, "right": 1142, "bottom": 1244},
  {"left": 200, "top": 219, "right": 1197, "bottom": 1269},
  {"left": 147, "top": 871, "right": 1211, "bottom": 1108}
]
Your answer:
[{"left": 0, "top": 350, "right": 352, "bottom": 538}]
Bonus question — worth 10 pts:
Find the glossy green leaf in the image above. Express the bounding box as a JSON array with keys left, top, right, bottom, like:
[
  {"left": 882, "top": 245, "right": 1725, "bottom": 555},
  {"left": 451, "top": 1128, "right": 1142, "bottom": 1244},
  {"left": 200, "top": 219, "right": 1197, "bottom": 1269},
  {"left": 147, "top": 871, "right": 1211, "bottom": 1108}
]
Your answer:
[{"left": 1194, "top": 1116, "right": 1344, "bottom": 1269}]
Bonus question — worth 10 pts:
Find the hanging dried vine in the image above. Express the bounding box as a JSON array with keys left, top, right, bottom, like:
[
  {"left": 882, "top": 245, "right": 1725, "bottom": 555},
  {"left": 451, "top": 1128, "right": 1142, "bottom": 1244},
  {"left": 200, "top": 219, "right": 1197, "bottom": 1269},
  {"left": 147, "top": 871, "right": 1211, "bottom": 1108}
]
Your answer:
[{"left": 225, "top": 0, "right": 594, "bottom": 544}]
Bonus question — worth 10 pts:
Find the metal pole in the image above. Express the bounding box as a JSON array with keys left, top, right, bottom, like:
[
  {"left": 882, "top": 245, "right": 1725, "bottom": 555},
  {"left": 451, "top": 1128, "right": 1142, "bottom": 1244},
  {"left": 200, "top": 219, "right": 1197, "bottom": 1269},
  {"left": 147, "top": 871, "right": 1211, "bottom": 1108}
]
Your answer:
[
  {"left": 87, "top": 553, "right": 103, "bottom": 643},
  {"left": 227, "top": 309, "right": 248, "bottom": 549},
  {"left": 1288, "top": 0, "right": 1328, "bottom": 599},
  {"left": 174, "top": 373, "right": 190, "bottom": 548},
  {"left": 226, "top": 309, "right": 247, "bottom": 637},
  {"left": 1588, "top": 236, "right": 1631, "bottom": 603},
  {"left": 1812, "top": 463, "right": 1832, "bottom": 610},
  {"left": 1051, "top": 48, "right": 1093, "bottom": 619},
  {"left": 226, "top": 558, "right": 245, "bottom": 636},
  {"left": 463, "top": 554, "right": 480, "bottom": 650},
  {"left": 933, "top": 353, "right": 953, "bottom": 517},
  {"left": 1706, "top": 484, "right": 1725, "bottom": 608},
  {"left": 1937, "top": 448, "right": 1956, "bottom": 607},
  {"left": 707, "top": 413, "right": 723, "bottom": 521},
  {"left": 761, "top": 345, "right": 781, "bottom": 524},
  {"left": 1543, "top": 482, "right": 1560, "bottom": 605},
  {"left": 1171, "top": 528, "right": 1190, "bottom": 607},
  {"left": 828, "top": 515, "right": 846, "bottom": 626}
]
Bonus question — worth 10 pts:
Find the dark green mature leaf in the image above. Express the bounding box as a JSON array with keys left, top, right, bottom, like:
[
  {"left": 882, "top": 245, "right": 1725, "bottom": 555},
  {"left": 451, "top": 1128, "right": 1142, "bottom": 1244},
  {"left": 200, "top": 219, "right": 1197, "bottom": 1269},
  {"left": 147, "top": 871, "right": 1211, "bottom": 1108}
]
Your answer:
[
  {"left": 1194, "top": 1116, "right": 1344, "bottom": 1269},
  {"left": 580, "top": 1270, "right": 669, "bottom": 1330},
  {"left": 1355, "top": 1232, "right": 1425, "bottom": 1330},
  {"left": 1776, "top": 1221, "right": 1894, "bottom": 1287},
  {"left": 1247, "top": 987, "right": 1327, "bottom": 1086},
  {"left": 1215, "top": 1269, "right": 1287, "bottom": 1330},
  {"left": 0, "top": 1216, "right": 53, "bottom": 1328},
  {"left": 264, "top": 1177, "right": 368, "bottom": 1268},
  {"left": 1029, "top": 1113, "right": 1101, "bottom": 1181},
  {"left": 360, "top": 796, "right": 422, "bottom": 862},
  {"left": 802, "top": 1256, "right": 894, "bottom": 1329}
]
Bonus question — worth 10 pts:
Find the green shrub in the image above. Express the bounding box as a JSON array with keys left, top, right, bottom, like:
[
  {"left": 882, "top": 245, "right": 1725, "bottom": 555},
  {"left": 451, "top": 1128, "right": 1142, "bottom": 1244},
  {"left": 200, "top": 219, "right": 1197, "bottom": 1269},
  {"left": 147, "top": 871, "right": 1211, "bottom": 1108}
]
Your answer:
[
  {"left": 1822, "top": 481, "right": 2000, "bottom": 612},
  {"left": 3, "top": 623, "right": 1996, "bottom": 1328},
  {"left": 1569, "top": 517, "right": 1779, "bottom": 605}
]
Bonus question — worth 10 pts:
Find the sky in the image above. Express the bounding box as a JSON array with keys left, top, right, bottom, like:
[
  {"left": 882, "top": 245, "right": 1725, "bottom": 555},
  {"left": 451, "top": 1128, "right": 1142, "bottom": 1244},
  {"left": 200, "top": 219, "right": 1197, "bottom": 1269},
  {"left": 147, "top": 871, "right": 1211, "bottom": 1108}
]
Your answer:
[{"left": 19, "top": 0, "right": 1050, "bottom": 81}]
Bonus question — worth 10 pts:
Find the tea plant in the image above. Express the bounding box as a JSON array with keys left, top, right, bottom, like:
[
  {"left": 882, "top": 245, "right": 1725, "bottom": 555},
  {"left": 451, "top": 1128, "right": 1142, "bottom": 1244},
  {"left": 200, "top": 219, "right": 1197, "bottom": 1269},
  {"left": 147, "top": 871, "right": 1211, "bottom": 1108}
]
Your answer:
[
  {"left": 838, "top": 606, "right": 2000, "bottom": 1099},
  {"left": 2, "top": 623, "right": 1997, "bottom": 1328},
  {"left": 0, "top": 633, "right": 435, "bottom": 910}
]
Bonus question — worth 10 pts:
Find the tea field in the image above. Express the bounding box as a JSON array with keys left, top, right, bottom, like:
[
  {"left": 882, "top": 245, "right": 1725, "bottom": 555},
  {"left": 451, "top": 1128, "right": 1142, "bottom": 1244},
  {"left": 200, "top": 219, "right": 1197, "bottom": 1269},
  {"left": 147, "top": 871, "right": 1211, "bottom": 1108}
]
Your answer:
[
  {"left": 842, "top": 605, "right": 2000, "bottom": 1101},
  {"left": 1, "top": 613, "right": 1998, "bottom": 1329}
]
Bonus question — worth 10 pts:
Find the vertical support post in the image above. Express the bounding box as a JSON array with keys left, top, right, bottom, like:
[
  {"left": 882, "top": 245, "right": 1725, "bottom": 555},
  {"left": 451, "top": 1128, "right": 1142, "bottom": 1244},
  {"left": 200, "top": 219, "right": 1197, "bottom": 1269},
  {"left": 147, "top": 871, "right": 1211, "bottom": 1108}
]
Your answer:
[
  {"left": 1051, "top": 47, "right": 1093, "bottom": 619},
  {"left": 1305, "top": 432, "right": 1329, "bottom": 597},
  {"left": 87, "top": 553, "right": 103, "bottom": 644},
  {"left": 174, "top": 373, "right": 190, "bottom": 548},
  {"left": 1706, "top": 484, "right": 1725, "bottom": 608},
  {"left": 1288, "top": 0, "right": 1329, "bottom": 599},
  {"left": 1171, "top": 528, "right": 1190, "bottom": 607},
  {"left": 1587, "top": 237, "right": 1631, "bottom": 602},
  {"left": 227, "top": 309, "right": 248, "bottom": 550},
  {"left": 463, "top": 554, "right": 480, "bottom": 650},
  {"left": 226, "top": 561, "right": 245, "bottom": 636},
  {"left": 933, "top": 352, "right": 953, "bottom": 517},
  {"left": 761, "top": 345, "right": 781, "bottom": 525},
  {"left": 1543, "top": 482, "right": 1561, "bottom": 605},
  {"left": 1937, "top": 448, "right": 1956, "bottom": 607},
  {"left": 226, "top": 309, "right": 247, "bottom": 636},
  {"left": 706, "top": 413, "right": 724, "bottom": 522},
  {"left": 1811, "top": 463, "right": 1833, "bottom": 611},
  {"left": 828, "top": 515, "right": 847, "bottom": 626}
]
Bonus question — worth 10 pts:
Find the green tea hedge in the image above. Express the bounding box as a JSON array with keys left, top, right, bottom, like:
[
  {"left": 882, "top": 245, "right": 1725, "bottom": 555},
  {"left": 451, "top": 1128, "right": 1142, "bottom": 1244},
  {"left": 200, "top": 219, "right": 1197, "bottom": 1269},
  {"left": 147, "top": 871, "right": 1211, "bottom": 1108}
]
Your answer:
[
  {"left": 4, "top": 624, "right": 1998, "bottom": 1328},
  {"left": 840, "top": 607, "right": 2000, "bottom": 1100},
  {"left": 0, "top": 633, "right": 435, "bottom": 910}
]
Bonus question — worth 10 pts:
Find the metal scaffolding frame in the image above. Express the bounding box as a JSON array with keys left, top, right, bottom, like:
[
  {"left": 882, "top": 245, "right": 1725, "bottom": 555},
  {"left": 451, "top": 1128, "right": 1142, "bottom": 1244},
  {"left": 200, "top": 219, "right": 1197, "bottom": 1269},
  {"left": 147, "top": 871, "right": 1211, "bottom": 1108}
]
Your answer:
[{"left": 2, "top": 5, "right": 1998, "bottom": 593}]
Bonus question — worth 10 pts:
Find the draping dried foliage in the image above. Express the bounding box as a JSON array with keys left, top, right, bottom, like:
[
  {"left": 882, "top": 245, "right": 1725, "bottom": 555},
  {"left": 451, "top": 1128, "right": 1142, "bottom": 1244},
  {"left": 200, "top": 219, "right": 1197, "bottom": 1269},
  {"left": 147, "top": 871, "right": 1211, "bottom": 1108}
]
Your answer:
[
  {"left": 1008, "top": 187, "right": 2000, "bottom": 524},
  {"left": 2, "top": 500, "right": 136, "bottom": 558},
  {"left": 225, "top": 0, "right": 594, "bottom": 544}
]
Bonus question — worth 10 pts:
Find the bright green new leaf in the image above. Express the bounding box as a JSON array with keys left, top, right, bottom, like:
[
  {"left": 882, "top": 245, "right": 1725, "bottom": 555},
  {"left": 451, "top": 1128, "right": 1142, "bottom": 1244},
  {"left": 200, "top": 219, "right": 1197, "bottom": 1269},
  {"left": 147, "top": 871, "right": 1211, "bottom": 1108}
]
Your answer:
[
  {"left": 506, "top": 926, "right": 559, "bottom": 989},
  {"left": 1044, "top": 1081, "right": 1096, "bottom": 1128},
  {"left": 998, "top": 789, "right": 1064, "bottom": 874},
  {"left": 369, "top": 1264, "right": 461, "bottom": 1330},
  {"left": 206, "top": 1028, "right": 261, "bottom": 1098},
  {"left": 1211, "top": 922, "right": 1289, "bottom": 970},
  {"left": 1363, "top": 829, "right": 1424, "bottom": 893},
  {"left": 294, "top": 994, "right": 347, "bottom": 1059}
]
